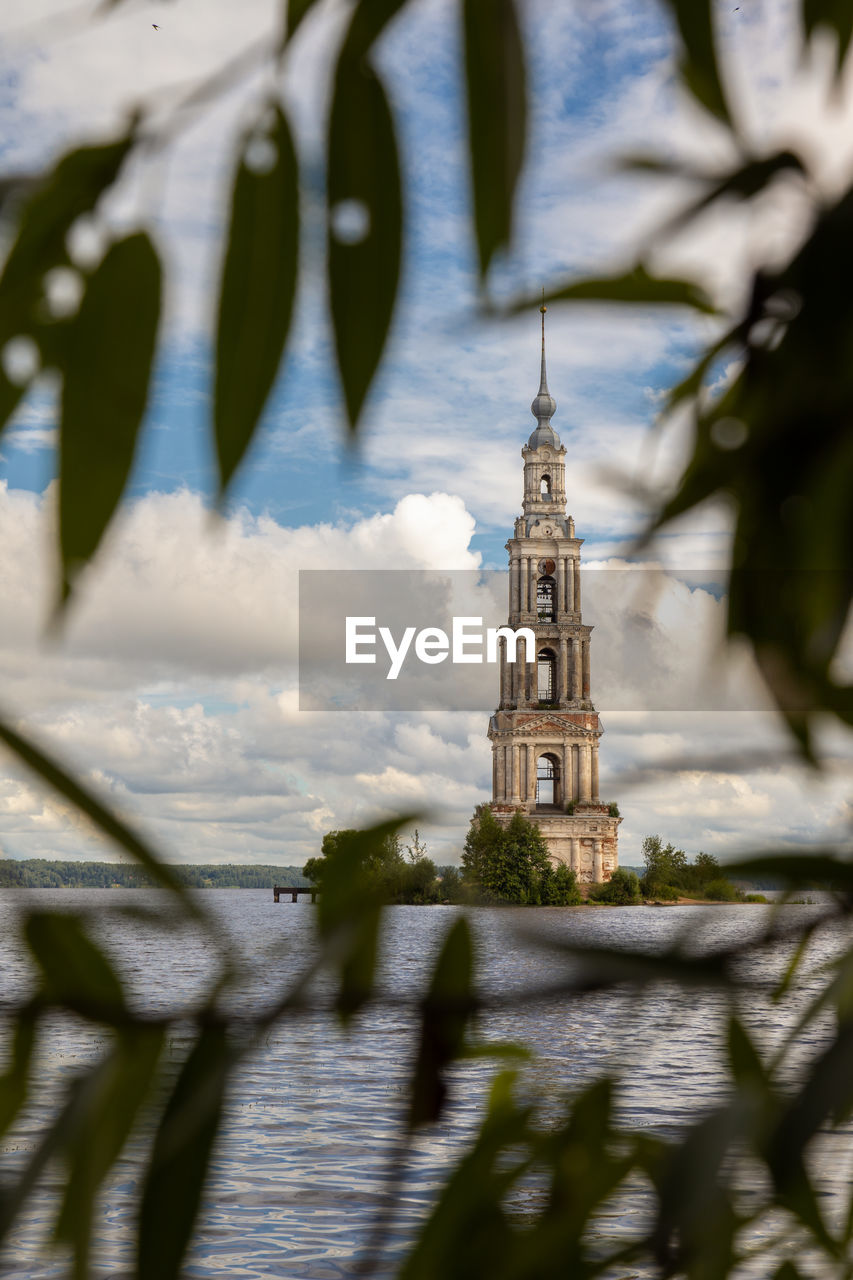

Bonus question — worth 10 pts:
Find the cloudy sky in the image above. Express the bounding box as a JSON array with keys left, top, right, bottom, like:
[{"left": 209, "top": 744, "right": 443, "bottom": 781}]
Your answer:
[{"left": 0, "top": 0, "right": 849, "bottom": 867}]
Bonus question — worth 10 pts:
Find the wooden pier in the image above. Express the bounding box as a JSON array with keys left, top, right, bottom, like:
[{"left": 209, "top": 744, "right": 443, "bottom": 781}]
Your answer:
[{"left": 273, "top": 885, "right": 318, "bottom": 903}]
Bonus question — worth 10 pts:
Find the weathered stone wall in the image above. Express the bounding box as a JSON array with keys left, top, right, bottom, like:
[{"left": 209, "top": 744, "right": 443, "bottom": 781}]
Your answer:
[{"left": 489, "top": 802, "right": 621, "bottom": 883}]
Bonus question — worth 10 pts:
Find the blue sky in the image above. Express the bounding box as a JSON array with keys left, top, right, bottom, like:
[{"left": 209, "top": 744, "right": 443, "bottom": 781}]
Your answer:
[{"left": 0, "top": 0, "right": 849, "bottom": 867}]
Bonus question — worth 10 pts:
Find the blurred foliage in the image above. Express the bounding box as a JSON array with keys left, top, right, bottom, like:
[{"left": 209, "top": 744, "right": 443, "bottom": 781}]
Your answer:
[{"left": 0, "top": 0, "right": 851, "bottom": 1276}]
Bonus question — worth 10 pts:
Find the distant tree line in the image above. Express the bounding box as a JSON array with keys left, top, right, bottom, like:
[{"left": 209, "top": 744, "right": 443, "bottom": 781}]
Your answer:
[{"left": 0, "top": 860, "right": 309, "bottom": 889}]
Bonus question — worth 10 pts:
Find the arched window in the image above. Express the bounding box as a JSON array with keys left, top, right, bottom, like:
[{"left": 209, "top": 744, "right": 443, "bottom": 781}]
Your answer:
[
  {"left": 540, "top": 474, "right": 552, "bottom": 497},
  {"left": 536, "top": 752, "right": 560, "bottom": 807},
  {"left": 537, "top": 647, "right": 556, "bottom": 702},
  {"left": 537, "top": 576, "right": 555, "bottom": 622}
]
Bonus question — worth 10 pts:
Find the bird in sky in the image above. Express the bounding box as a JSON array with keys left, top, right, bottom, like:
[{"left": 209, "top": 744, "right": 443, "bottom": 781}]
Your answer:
[{"left": 152, "top": 23, "right": 160, "bottom": 30}]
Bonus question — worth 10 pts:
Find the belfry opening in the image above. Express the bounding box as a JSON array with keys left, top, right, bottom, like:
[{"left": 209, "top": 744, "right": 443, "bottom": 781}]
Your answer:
[{"left": 484, "top": 303, "right": 622, "bottom": 882}]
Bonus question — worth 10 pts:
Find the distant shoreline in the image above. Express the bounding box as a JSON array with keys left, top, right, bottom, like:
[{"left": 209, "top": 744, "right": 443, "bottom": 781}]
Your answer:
[{"left": 0, "top": 859, "right": 310, "bottom": 890}]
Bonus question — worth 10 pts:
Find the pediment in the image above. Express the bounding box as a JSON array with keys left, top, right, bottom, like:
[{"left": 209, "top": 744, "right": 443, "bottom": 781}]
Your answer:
[{"left": 523, "top": 717, "right": 578, "bottom": 735}]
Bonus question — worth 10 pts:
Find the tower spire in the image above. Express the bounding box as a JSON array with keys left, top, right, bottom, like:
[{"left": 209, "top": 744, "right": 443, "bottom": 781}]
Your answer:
[
  {"left": 529, "top": 290, "right": 557, "bottom": 435},
  {"left": 538, "top": 288, "right": 549, "bottom": 396}
]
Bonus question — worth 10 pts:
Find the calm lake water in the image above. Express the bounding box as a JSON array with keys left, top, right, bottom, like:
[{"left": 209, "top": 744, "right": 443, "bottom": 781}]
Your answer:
[{"left": 0, "top": 891, "right": 849, "bottom": 1278}]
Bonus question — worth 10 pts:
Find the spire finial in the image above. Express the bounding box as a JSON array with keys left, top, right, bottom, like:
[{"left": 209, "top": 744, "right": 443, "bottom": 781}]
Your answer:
[
  {"left": 538, "top": 288, "right": 548, "bottom": 396},
  {"left": 530, "top": 288, "right": 557, "bottom": 432}
]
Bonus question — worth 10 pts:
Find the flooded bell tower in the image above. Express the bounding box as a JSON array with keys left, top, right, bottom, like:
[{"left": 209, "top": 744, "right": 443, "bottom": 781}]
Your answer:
[{"left": 487, "top": 303, "right": 621, "bottom": 882}]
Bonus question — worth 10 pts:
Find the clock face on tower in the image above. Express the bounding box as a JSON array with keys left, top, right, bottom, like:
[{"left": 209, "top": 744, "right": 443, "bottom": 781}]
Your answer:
[{"left": 537, "top": 558, "right": 556, "bottom": 575}]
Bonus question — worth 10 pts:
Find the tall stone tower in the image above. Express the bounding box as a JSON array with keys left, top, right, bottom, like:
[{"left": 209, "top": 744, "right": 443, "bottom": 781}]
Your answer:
[{"left": 487, "top": 305, "right": 621, "bottom": 882}]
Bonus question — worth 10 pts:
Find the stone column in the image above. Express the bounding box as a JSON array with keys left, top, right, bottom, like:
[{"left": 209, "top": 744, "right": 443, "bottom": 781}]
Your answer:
[
  {"left": 517, "top": 636, "right": 527, "bottom": 705},
  {"left": 511, "top": 556, "right": 519, "bottom": 616},
  {"left": 492, "top": 750, "right": 497, "bottom": 800},
  {"left": 579, "top": 742, "right": 592, "bottom": 801},
  {"left": 528, "top": 556, "right": 535, "bottom": 613},
  {"left": 582, "top": 638, "right": 591, "bottom": 698},
  {"left": 567, "top": 557, "right": 575, "bottom": 615},
  {"left": 556, "top": 556, "right": 565, "bottom": 614},
  {"left": 570, "top": 838, "right": 580, "bottom": 875},
  {"left": 529, "top": 746, "right": 538, "bottom": 801},
  {"left": 511, "top": 744, "right": 520, "bottom": 803},
  {"left": 574, "top": 558, "right": 581, "bottom": 612},
  {"left": 496, "top": 744, "right": 506, "bottom": 800},
  {"left": 561, "top": 742, "right": 570, "bottom": 808},
  {"left": 572, "top": 637, "right": 582, "bottom": 699},
  {"left": 593, "top": 839, "right": 604, "bottom": 882},
  {"left": 560, "top": 637, "right": 569, "bottom": 701},
  {"left": 591, "top": 743, "right": 600, "bottom": 801}
]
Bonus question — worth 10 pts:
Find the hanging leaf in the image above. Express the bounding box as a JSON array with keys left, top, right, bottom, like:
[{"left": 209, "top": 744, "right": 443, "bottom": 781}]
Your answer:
[
  {"left": 463, "top": 0, "right": 527, "bottom": 278},
  {"left": 408, "top": 916, "right": 475, "bottom": 1128},
  {"left": 59, "top": 231, "right": 161, "bottom": 600},
  {"left": 282, "top": 0, "right": 322, "bottom": 43},
  {"left": 137, "top": 1024, "right": 230, "bottom": 1280},
  {"left": 662, "top": 0, "right": 732, "bottom": 126},
  {"left": 314, "top": 819, "right": 414, "bottom": 1021},
  {"left": 327, "top": 3, "right": 405, "bottom": 430},
  {"left": 531, "top": 265, "right": 716, "bottom": 313},
  {"left": 55, "top": 1028, "right": 164, "bottom": 1280},
  {"left": 0, "top": 1014, "right": 36, "bottom": 1141},
  {"left": 25, "top": 911, "right": 126, "bottom": 1017},
  {"left": 214, "top": 105, "right": 299, "bottom": 494},
  {"left": 0, "top": 133, "right": 133, "bottom": 432}
]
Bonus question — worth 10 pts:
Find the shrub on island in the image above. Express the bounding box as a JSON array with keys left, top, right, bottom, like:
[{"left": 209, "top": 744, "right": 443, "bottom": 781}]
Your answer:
[
  {"left": 588, "top": 868, "right": 641, "bottom": 905},
  {"left": 305, "top": 828, "right": 444, "bottom": 905}
]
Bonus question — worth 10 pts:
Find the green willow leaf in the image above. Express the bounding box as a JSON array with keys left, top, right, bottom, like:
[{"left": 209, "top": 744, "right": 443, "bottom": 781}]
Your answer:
[
  {"left": 0, "top": 1074, "right": 84, "bottom": 1249},
  {"left": 315, "top": 818, "right": 414, "bottom": 1022},
  {"left": 408, "top": 916, "right": 475, "bottom": 1129},
  {"left": 55, "top": 1028, "right": 165, "bottom": 1280},
  {"left": 727, "top": 1016, "right": 769, "bottom": 1092},
  {"left": 25, "top": 911, "right": 126, "bottom": 1016},
  {"left": 538, "top": 266, "right": 716, "bottom": 313},
  {"left": 0, "top": 711, "right": 203, "bottom": 914},
  {"left": 0, "top": 369, "right": 25, "bottom": 445},
  {"left": 0, "top": 133, "right": 133, "bottom": 434},
  {"left": 137, "top": 1024, "right": 230, "bottom": 1280},
  {"left": 400, "top": 1069, "right": 531, "bottom": 1280},
  {"left": 0, "top": 1013, "right": 36, "bottom": 1141},
  {"left": 214, "top": 105, "right": 299, "bottom": 494},
  {"left": 650, "top": 1106, "right": 741, "bottom": 1277},
  {"left": 59, "top": 231, "right": 161, "bottom": 600},
  {"left": 327, "top": 14, "right": 403, "bottom": 430},
  {"left": 663, "top": 0, "right": 731, "bottom": 126},
  {"left": 661, "top": 151, "right": 807, "bottom": 238},
  {"left": 463, "top": 0, "right": 527, "bottom": 278},
  {"left": 283, "top": 0, "right": 322, "bottom": 42}
]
